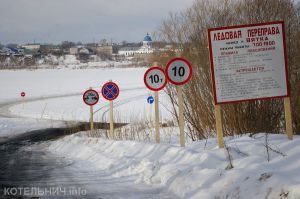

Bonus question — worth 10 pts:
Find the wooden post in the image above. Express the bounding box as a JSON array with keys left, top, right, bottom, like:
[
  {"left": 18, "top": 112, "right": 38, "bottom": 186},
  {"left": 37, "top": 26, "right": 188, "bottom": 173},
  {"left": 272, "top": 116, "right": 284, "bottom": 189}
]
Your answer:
[
  {"left": 214, "top": 104, "right": 224, "bottom": 148},
  {"left": 90, "top": 105, "right": 94, "bottom": 137},
  {"left": 89, "top": 87, "right": 94, "bottom": 137},
  {"left": 177, "top": 86, "right": 185, "bottom": 147},
  {"left": 109, "top": 80, "right": 114, "bottom": 139},
  {"left": 284, "top": 97, "right": 293, "bottom": 140},
  {"left": 154, "top": 90, "right": 160, "bottom": 143},
  {"left": 22, "top": 98, "right": 25, "bottom": 109},
  {"left": 149, "top": 103, "right": 153, "bottom": 127},
  {"left": 109, "top": 100, "right": 114, "bottom": 139},
  {"left": 175, "top": 52, "right": 186, "bottom": 147}
]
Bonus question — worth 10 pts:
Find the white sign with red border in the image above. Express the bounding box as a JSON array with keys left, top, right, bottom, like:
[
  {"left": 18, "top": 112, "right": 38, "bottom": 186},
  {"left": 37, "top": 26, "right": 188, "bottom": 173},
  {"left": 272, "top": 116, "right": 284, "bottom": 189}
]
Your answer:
[
  {"left": 83, "top": 89, "right": 99, "bottom": 106},
  {"left": 165, "top": 58, "right": 192, "bottom": 86},
  {"left": 144, "top": 67, "right": 167, "bottom": 91},
  {"left": 208, "top": 21, "right": 289, "bottom": 104}
]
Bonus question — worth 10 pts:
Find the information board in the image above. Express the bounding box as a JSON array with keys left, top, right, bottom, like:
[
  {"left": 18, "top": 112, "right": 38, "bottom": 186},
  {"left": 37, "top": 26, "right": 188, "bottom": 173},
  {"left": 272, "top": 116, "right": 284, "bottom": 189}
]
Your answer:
[{"left": 208, "top": 21, "right": 289, "bottom": 104}]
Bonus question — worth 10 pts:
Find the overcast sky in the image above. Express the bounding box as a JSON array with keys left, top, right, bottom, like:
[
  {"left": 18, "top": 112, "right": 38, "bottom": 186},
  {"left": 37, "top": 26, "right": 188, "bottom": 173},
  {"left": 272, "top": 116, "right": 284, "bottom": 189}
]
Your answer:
[{"left": 0, "top": 0, "right": 195, "bottom": 44}]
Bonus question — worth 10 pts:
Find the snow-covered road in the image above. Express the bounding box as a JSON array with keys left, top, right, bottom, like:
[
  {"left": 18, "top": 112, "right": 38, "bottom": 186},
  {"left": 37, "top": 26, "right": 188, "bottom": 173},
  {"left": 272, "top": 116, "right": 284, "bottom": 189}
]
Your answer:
[{"left": 0, "top": 127, "right": 178, "bottom": 198}]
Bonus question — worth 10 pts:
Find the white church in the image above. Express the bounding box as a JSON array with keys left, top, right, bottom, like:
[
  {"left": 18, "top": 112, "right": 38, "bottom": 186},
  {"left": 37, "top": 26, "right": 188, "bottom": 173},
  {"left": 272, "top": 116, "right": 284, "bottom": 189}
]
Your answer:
[{"left": 118, "top": 33, "right": 155, "bottom": 56}]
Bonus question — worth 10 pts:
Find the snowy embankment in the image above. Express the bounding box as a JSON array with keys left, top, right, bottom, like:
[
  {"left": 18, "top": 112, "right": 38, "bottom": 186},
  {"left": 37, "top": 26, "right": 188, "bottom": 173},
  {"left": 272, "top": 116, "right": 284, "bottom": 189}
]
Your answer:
[{"left": 49, "top": 132, "right": 300, "bottom": 199}]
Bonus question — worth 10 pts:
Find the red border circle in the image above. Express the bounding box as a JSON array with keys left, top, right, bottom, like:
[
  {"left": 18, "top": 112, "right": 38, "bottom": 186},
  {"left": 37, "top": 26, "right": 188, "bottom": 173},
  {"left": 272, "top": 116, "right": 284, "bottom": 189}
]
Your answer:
[
  {"left": 83, "top": 89, "right": 99, "bottom": 106},
  {"left": 144, "top": 66, "right": 168, "bottom": 91},
  {"left": 20, "top": 92, "right": 26, "bottom": 97},
  {"left": 101, "top": 81, "right": 120, "bottom": 101},
  {"left": 165, "top": 58, "right": 193, "bottom": 86}
]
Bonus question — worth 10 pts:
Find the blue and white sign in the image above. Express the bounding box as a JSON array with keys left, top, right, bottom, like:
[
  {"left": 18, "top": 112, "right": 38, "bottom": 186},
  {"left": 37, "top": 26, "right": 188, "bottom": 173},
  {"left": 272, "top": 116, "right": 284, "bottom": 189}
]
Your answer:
[
  {"left": 101, "top": 81, "right": 120, "bottom": 101},
  {"left": 147, "top": 96, "right": 154, "bottom": 104}
]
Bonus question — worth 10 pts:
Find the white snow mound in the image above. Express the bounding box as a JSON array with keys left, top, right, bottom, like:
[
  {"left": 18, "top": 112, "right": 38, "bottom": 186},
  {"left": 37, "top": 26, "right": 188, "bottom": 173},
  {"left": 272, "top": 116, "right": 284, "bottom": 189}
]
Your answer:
[{"left": 49, "top": 133, "right": 300, "bottom": 199}]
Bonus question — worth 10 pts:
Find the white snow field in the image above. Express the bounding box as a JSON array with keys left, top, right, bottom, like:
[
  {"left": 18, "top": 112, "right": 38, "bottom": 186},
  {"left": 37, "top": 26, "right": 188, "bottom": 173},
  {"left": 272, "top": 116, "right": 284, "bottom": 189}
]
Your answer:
[
  {"left": 0, "top": 68, "right": 172, "bottom": 123},
  {"left": 49, "top": 132, "right": 300, "bottom": 199}
]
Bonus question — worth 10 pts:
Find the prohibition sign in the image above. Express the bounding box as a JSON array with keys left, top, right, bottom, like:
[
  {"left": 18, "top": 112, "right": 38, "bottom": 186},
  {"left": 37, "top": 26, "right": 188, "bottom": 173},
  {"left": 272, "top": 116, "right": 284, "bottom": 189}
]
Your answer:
[
  {"left": 165, "top": 58, "right": 192, "bottom": 85},
  {"left": 20, "top": 92, "right": 26, "bottom": 97},
  {"left": 144, "top": 67, "right": 167, "bottom": 91},
  {"left": 83, "top": 89, "right": 99, "bottom": 106},
  {"left": 102, "top": 82, "right": 120, "bottom": 101}
]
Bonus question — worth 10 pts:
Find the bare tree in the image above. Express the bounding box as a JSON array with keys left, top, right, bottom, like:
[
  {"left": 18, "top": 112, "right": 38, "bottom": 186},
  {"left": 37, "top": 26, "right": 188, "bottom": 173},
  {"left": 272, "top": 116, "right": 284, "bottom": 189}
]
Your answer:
[{"left": 154, "top": 0, "right": 300, "bottom": 140}]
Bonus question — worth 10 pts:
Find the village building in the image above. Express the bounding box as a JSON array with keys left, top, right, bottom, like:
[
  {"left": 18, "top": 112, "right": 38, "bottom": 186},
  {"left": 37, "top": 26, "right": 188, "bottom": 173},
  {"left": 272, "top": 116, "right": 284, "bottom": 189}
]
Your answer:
[
  {"left": 118, "top": 33, "right": 155, "bottom": 57},
  {"left": 21, "top": 44, "right": 41, "bottom": 50}
]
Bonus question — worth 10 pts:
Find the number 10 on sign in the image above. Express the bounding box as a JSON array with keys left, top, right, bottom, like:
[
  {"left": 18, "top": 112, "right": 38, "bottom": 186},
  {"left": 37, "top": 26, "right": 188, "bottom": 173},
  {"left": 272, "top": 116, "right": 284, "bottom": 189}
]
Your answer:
[
  {"left": 165, "top": 58, "right": 192, "bottom": 148},
  {"left": 144, "top": 67, "right": 167, "bottom": 91},
  {"left": 165, "top": 58, "right": 192, "bottom": 86},
  {"left": 144, "top": 66, "right": 167, "bottom": 144}
]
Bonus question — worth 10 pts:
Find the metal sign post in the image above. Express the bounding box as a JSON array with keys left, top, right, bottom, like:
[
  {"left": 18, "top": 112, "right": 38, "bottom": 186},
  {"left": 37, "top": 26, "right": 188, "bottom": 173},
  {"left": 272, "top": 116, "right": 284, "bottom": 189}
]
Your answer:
[
  {"left": 102, "top": 80, "right": 120, "bottom": 139},
  {"left": 165, "top": 58, "right": 193, "bottom": 147},
  {"left": 144, "top": 66, "right": 167, "bottom": 143}
]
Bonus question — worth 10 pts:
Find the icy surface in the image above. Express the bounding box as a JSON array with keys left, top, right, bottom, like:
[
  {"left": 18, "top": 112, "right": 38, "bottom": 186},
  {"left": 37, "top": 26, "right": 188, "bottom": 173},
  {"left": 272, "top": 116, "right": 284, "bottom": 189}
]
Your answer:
[{"left": 0, "top": 68, "right": 172, "bottom": 122}]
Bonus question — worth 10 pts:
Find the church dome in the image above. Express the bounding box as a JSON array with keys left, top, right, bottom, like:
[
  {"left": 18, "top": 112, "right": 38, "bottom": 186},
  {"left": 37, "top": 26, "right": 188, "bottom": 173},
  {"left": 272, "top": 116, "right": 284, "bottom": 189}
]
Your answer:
[{"left": 143, "top": 33, "right": 152, "bottom": 42}]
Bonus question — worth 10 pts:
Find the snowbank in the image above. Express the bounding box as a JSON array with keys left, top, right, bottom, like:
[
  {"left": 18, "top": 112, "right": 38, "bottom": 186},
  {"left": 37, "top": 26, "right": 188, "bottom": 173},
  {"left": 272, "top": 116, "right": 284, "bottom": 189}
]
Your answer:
[{"left": 49, "top": 132, "right": 300, "bottom": 199}]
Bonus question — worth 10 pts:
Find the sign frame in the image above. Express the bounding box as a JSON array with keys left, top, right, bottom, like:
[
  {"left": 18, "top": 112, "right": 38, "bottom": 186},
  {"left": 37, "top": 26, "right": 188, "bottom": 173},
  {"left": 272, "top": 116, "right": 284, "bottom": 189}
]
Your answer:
[
  {"left": 144, "top": 67, "right": 168, "bottom": 91},
  {"left": 208, "top": 21, "right": 290, "bottom": 105},
  {"left": 102, "top": 81, "right": 120, "bottom": 101},
  {"left": 83, "top": 89, "right": 99, "bottom": 106},
  {"left": 165, "top": 57, "right": 193, "bottom": 86}
]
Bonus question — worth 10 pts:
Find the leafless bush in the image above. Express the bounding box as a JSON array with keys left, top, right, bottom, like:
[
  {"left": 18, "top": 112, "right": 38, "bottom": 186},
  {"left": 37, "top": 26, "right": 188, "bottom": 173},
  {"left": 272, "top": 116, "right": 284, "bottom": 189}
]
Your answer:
[{"left": 154, "top": 0, "right": 300, "bottom": 139}]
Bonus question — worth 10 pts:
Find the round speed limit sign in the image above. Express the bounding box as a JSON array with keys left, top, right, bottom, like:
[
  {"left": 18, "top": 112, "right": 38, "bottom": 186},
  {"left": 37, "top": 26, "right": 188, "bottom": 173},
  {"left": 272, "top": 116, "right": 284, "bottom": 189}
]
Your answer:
[
  {"left": 165, "top": 58, "right": 192, "bottom": 85},
  {"left": 144, "top": 67, "right": 167, "bottom": 91}
]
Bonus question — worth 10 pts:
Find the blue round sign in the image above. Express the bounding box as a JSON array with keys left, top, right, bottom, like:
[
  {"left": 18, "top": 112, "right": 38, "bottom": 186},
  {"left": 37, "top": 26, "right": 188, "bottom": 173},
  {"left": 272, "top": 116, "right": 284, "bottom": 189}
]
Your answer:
[
  {"left": 102, "top": 82, "right": 120, "bottom": 101},
  {"left": 147, "top": 96, "right": 154, "bottom": 104}
]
